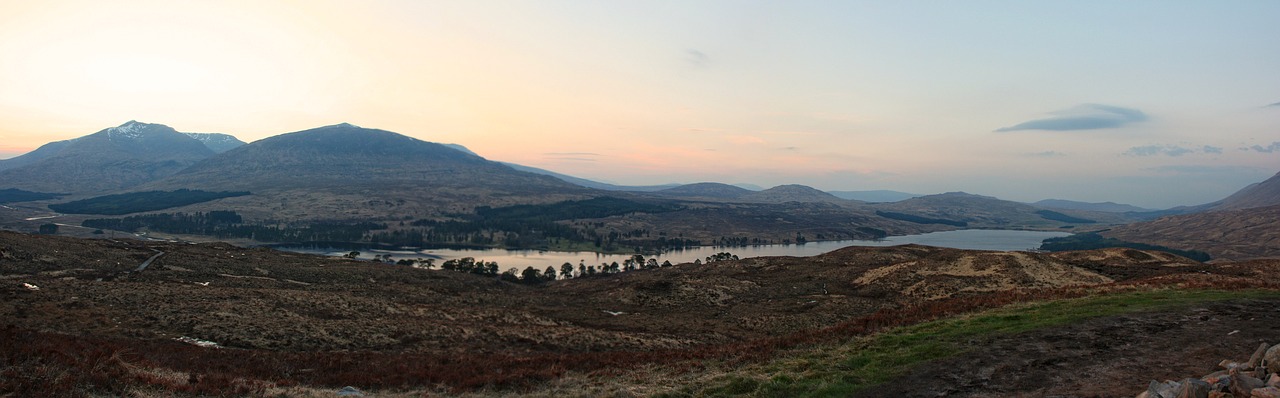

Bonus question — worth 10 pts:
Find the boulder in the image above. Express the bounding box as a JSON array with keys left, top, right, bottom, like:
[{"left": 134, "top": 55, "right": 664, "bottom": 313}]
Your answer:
[
  {"left": 1267, "top": 344, "right": 1280, "bottom": 374},
  {"left": 1148, "top": 380, "right": 1181, "bottom": 398},
  {"left": 1269, "top": 374, "right": 1280, "bottom": 388},
  {"left": 1252, "top": 386, "right": 1280, "bottom": 398},
  {"left": 1232, "top": 369, "right": 1268, "bottom": 398},
  {"left": 1175, "top": 378, "right": 1212, "bottom": 398},
  {"left": 1247, "top": 343, "right": 1271, "bottom": 370}
]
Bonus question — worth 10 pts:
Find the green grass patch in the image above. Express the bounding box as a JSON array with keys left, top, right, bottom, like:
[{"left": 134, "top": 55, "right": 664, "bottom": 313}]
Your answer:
[{"left": 680, "top": 288, "right": 1280, "bottom": 397}]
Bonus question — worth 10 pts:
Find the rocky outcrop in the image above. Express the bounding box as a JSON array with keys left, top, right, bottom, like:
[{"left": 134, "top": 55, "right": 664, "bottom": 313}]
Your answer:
[{"left": 1137, "top": 342, "right": 1280, "bottom": 398}]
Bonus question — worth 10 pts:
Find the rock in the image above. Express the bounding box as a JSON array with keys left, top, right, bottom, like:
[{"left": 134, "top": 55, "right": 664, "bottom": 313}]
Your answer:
[
  {"left": 1253, "top": 387, "right": 1280, "bottom": 398},
  {"left": 1175, "top": 378, "right": 1212, "bottom": 398},
  {"left": 337, "top": 386, "right": 364, "bottom": 397},
  {"left": 1209, "top": 392, "right": 1233, "bottom": 398},
  {"left": 1248, "top": 343, "right": 1271, "bottom": 370},
  {"left": 1232, "top": 368, "right": 1268, "bottom": 398},
  {"left": 1149, "top": 380, "right": 1182, "bottom": 398},
  {"left": 1205, "top": 370, "right": 1230, "bottom": 383},
  {"left": 1267, "top": 344, "right": 1280, "bottom": 374},
  {"left": 1269, "top": 374, "right": 1280, "bottom": 388}
]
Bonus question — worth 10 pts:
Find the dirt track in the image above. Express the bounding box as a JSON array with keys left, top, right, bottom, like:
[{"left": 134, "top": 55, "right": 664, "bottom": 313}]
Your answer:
[{"left": 867, "top": 297, "right": 1280, "bottom": 397}]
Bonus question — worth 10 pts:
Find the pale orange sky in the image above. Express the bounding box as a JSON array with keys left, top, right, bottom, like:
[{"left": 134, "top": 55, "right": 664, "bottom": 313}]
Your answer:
[{"left": 2, "top": 1, "right": 1278, "bottom": 208}]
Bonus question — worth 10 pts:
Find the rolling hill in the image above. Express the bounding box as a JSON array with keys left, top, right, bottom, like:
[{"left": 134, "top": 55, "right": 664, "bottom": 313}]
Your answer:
[
  {"left": 651, "top": 182, "right": 755, "bottom": 200},
  {"left": 1032, "top": 199, "right": 1151, "bottom": 213},
  {"left": 872, "top": 192, "right": 1129, "bottom": 229},
  {"left": 828, "top": 190, "right": 922, "bottom": 203}
]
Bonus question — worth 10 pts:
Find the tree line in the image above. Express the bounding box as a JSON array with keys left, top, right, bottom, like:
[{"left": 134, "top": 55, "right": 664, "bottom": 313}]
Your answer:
[{"left": 358, "top": 252, "right": 739, "bottom": 284}]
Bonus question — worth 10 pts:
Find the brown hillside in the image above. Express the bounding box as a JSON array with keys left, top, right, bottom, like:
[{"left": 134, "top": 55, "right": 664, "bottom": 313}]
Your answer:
[
  {"left": 1103, "top": 204, "right": 1280, "bottom": 261},
  {"left": 1211, "top": 170, "right": 1280, "bottom": 210}
]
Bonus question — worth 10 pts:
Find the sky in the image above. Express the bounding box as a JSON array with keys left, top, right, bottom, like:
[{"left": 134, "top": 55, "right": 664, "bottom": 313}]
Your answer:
[{"left": 1, "top": 1, "right": 1278, "bottom": 209}]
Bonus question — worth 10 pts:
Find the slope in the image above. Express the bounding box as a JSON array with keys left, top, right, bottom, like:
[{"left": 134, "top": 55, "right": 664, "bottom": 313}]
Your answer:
[
  {"left": 1103, "top": 203, "right": 1280, "bottom": 261},
  {"left": 1210, "top": 170, "right": 1280, "bottom": 211},
  {"left": 138, "top": 123, "right": 595, "bottom": 220},
  {"left": 0, "top": 121, "right": 215, "bottom": 194}
]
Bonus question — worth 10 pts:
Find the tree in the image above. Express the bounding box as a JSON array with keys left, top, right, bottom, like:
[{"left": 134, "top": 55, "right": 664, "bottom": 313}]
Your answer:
[
  {"left": 661, "top": 260, "right": 672, "bottom": 267},
  {"left": 645, "top": 258, "right": 659, "bottom": 269},
  {"left": 544, "top": 266, "right": 557, "bottom": 281},
  {"left": 344, "top": 251, "right": 360, "bottom": 259},
  {"left": 38, "top": 223, "right": 58, "bottom": 234},
  {"left": 560, "top": 262, "right": 574, "bottom": 279},
  {"left": 520, "top": 266, "right": 542, "bottom": 283},
  {"left": 500, "top": 268, "right": 520, "bottom": 283}
]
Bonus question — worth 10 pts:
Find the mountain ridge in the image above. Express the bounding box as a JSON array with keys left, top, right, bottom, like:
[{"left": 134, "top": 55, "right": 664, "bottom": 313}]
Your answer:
[{"left": 0, "top": 121, "right": 215, "bottom": 193}]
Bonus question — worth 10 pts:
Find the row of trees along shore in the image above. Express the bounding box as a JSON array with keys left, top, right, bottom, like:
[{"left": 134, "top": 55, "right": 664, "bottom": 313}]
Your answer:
[{"left": 347, "top": 252, "right": 739, "bottom": 284}]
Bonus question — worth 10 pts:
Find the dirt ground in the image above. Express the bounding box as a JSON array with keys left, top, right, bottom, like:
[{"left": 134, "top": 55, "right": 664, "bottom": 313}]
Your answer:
[
  {"left": 867, "top": 297, "right": 1280, "bottom": 398},
  {"left": 4, "top": 230, "right": 1280, "bottom": 396}
]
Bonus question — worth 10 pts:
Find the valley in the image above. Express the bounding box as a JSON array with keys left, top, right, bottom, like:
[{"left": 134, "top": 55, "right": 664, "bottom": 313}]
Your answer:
[{"left": 2, "top": 121, "right": 1280, "bottom": 397}]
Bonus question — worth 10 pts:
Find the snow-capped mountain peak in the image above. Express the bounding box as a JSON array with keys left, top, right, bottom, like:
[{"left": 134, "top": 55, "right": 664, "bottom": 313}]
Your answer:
[{"left": 106, "top": 120, "right": 153, "bottom": 140}]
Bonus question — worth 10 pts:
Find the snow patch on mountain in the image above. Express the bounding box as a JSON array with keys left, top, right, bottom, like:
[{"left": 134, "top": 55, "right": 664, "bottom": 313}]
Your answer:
[{"left": 106, "top": 120, "right": 151, "bottom": 140}]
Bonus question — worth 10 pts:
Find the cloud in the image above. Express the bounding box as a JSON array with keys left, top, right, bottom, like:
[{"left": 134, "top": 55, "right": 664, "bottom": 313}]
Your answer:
[
  {"left": 1268, "top": 101, "right": 1280, "bottom": 108},
  {"left": 1123, "top": 145, "right": 1194, "bottom": 157},
  {"left": 684, "top": 49, "right": 709, "bottom": 67},
  {"left": 996, "top": 104, "right": 1148, "bottom": 132},
  {"left": 1202, "top": 145, "right": 1223, "bottom": 154},
  {"left": 1247, "top": 142, "right": 1280, "bottom": 153},
  {"left": 1028, "top": 151, "right": 1066, "bottom": 157}
]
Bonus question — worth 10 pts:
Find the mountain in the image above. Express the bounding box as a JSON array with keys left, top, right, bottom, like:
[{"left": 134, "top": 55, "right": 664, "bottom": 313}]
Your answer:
[
  {"left": 1032, "top": 199, "right": 1152, "bottom": 213},
  {"left": 1209, "top": 171, "right": 1280, "bottom": 211},
  {"left": 742, "top": 184, "right": 845, "bottom": 203},
  {"left": 1103, "top": 204, "right": 1280, "bottom": 261},
  {"left": 0, "top": 121, "right": 215, "bottom": 193},
  {"left": 828, "top": 190, "right": 921, "bottom": 203},
  {"left": 184, "top": 133, "right": 245, "bottom": 153},
  {"left": 138, "top": 123, "right": 594, "bottom": 220},
  {"left": 651, "top": 182, "right": 754, "bottom": 200}
]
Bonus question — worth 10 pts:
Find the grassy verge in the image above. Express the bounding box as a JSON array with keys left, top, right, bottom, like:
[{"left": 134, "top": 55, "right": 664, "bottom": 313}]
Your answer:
[{"left": 669, "top": 288, "right": 1280, "bottom": 397}]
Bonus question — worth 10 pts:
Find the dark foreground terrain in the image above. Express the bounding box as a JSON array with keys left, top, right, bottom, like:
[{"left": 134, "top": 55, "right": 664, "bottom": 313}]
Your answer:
[{"left": 2, "top": 230, "right": 1278, "bottom": 396}]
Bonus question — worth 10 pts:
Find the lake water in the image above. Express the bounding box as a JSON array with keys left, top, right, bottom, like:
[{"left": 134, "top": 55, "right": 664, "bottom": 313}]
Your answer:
[{"left": 281, "top": 229, "right": 1070, "bottom": 271}]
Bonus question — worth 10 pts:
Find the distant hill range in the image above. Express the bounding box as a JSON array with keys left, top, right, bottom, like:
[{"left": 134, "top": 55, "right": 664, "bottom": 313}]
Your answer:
[
  {"left": 871, "top": 192, "right": 1129, "bottom": 229},
  {"left": 1031, "top": 199, "right": 1152, "bottom": 213},
  {"left": 0, "top": 121, "right": 224, "bottom": 193},
  {"left": 651, "top": 182, "right": 754, "bottom": 200},
  {"left": 444, "top": 144, "right": 680, "bottom": 192},
  {"left": 1103, "top": 170, "right": 1280, "bottom": 260},
  {"left": 184, "top": 133, "right": 246, "bottom": 153},
  {"left": 136, "top": 123, "right": 594, "bottom": 220},
  {"left": 828, "top": 190, "right": 921, "bottom": 203}
]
